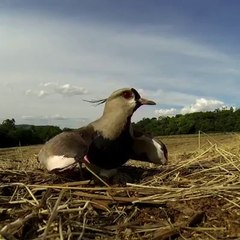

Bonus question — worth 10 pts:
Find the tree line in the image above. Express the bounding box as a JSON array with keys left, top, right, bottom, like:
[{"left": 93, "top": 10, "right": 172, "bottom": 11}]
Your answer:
[
  {"left": 0, "top": 119, "right": 63, "bottom": 148},
  {"left": 0, "top": 108, "right": 239, "bottom": 148},
  {"left": 133, "top": 107, "right": 239, "bottom": 136}
]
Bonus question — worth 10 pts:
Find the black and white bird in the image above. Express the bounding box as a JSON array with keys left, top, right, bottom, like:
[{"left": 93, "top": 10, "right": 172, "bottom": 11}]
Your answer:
[{"left": 38, "top": 88, "right": 167, "bottom": 178}]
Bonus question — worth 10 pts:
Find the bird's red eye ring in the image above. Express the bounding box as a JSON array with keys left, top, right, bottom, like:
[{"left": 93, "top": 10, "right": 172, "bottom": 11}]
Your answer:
[{"left": 122, "top": 91, "right": 133, "bottom": 99}]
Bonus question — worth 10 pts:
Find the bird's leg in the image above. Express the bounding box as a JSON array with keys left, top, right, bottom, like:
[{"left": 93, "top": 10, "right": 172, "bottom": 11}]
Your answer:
[
  {"left": 79, "top": 162, "right": 84, "bottom": 180},
  {"left": 74, "top": 156, "right": 85, "bottom": 180},
  {"left": 84, "top": 164, "right": 110, "bottom": 187},
  {"left": 75, "top": 156, "right": 110, "bottom": 186}
]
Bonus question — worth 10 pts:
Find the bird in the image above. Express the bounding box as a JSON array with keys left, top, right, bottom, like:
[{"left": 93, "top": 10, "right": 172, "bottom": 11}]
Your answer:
[{"left": 38, "top": 87, "right": 167, "bottom": 179}]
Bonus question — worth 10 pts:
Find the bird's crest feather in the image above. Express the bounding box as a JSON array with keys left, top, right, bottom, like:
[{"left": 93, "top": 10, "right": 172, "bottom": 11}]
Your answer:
[{"left": 83, "top": 99, "right": 107, "bottom": 105}]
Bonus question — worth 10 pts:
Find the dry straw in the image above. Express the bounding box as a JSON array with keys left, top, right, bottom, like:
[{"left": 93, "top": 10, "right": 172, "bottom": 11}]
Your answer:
[{"left": 1, "top": 133, "right": 240, "bottom": 239}]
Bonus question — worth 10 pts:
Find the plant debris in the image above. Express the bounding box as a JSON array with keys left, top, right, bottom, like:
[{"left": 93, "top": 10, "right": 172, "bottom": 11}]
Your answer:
[{"left": 1, "top": 139, "right": 240, "bottom": 239}]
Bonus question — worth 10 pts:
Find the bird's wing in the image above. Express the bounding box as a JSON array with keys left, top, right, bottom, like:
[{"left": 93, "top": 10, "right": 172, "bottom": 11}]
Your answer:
[
  {"left": 130, "top": 130, "right": 168, "bottom": 165},
  {"left": 38, "top": 126, "right": 96, "bottom": 171}
]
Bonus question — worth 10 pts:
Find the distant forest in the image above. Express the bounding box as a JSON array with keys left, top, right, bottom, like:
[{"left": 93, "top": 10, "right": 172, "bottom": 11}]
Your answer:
[
  {"left": 133, "top": 107, "right": 239, "bottom": 136},
  {"left": 0, "top": 108, "right": 239, "bottom": 148},
  {"left": 0, "top": 119, "right": 63, "bottom": 148}
]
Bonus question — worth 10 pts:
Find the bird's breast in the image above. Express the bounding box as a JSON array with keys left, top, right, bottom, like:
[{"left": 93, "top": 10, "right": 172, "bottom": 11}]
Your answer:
[{"left": 87, "top": 131, "right": 133, "bottom": 169}]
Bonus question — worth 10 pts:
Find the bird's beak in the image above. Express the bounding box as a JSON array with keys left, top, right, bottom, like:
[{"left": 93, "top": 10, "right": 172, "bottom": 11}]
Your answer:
[{"left": 138, "top": 98, "right": 156, "bottom": 105}]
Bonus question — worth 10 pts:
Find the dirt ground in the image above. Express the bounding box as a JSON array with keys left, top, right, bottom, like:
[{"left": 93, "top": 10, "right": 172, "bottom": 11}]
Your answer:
[{"left": 1, "top": 132, "right": 240, "bottom": 239}]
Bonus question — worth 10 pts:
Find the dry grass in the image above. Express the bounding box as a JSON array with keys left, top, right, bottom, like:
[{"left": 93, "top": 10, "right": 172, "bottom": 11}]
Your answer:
[
  {"left": 1, "top": 133, "right": 240, "bottom": 239},
  {"left": 0, "top": 145, "right": 42, "bottom": 171}
]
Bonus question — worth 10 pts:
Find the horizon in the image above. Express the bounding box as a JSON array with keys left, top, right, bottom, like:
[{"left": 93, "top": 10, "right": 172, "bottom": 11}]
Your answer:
[{"left": 1, "top": 106, "right": 237, "bottom": 129}]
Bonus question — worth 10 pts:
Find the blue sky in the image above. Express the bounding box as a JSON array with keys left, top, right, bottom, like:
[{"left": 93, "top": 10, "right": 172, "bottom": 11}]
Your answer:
[{"left": 0, "top": 0, "right": 240, "bottom": 128}]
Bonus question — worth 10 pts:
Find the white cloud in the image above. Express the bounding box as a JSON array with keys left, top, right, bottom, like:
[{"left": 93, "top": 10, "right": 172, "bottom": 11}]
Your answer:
[
  {"left": 25, "top": 83, "right": 88, "bottom": 98},
  {"left": 38, "top": 90, "right": 50, "bottom": 97},
  {"left": 154, "top": 108, "right": 178, "bottom": 116},
  {"left": 25, "top": 89, "right": 50, "bottom": 98},
  {"left": 55, "top": 84, "right": 88, "bottom": 96},
  {"left": 181, "top": 98, "right": 224, "bottom": 114},
  {"left": 40, "top": 82, "right": 58, "bottom": 87},
  {"left": 155, "top": 98, "right": 227, "bottom": 117}
]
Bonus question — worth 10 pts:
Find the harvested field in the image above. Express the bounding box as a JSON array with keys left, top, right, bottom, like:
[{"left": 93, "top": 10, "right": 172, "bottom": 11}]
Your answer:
[{"left": 1, "top": 132, "right": 240, "bottom": 239}]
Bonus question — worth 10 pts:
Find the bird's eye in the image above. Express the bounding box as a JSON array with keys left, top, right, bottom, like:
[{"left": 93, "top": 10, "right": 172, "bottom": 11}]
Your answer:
[{"left": 122, "top": 91, "right": 133, "bottom": 99}]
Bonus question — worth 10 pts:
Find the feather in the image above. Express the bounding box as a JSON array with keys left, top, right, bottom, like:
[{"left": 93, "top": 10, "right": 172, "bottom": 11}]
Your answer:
[{"left": 82, "top": 98, "right": 107, "bottom": 105}]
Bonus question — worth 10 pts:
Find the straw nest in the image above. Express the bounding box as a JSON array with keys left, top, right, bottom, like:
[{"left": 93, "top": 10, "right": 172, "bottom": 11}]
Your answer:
[{"left": 1, "top": 140, "right": 240, "bottom": 239}]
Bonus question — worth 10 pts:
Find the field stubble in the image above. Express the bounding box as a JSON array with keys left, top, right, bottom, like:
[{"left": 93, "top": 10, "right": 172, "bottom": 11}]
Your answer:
[{"left": 0, "top": 132, "right": 240, "bottom": 239}]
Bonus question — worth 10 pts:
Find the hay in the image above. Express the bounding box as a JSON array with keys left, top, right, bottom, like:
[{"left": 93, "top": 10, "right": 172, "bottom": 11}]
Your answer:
[{"left": 1, "top": 140, "right": 240, "bottom": 239}]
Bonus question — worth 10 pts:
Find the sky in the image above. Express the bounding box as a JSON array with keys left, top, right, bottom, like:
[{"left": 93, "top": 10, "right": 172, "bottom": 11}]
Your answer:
[{"left": 1, "top": 0, "right": 240, "bottom": 128}]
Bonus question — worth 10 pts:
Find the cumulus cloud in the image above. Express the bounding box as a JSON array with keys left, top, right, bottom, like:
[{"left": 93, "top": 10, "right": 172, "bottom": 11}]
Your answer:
[
  {"left": 25, "top": 89, "right": 50, "bottom": 98},
  {"left": 55, "top": 84, "right": 88, "bottom": 96},
  {"left": 181, "top": 98, "right": 224, "bottom": 114},
  {"left": 38, "top": 90, "right": 50, "bottom": 97},
  {"left": 25, "top": 83, "right": 88, "bottom": 98},
  {"left": 154, "top": 108, "right": 178, "bottom": 116},
  {"left": 40, "top": 82, "right": 57, "bottom": 87},
  {"left": 155, "top": 98, "right": 227, "bottom": 117}
]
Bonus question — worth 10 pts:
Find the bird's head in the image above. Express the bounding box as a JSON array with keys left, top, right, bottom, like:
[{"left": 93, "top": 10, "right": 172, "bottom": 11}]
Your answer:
[
  {"left": 88, "top": 88, "right": 156, "bottom": 138},
  {"left": 103, "top": 88, "right": 156, "bottom": 117}
]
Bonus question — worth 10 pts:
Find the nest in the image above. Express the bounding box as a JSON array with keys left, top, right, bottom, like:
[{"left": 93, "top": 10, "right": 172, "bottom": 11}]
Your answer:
[{"left": 1, "top": 140, "right": 240, "bottom": 239}]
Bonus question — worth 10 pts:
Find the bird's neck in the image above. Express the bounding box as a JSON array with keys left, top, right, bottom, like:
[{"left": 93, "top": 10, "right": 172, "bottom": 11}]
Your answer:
[{"left": 92, "top": 112, "right": 132, "bottom": 140}]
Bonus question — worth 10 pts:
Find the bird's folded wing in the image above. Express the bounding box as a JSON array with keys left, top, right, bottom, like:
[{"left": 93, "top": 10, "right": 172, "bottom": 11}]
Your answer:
[
  {"left": 38, "top": 129, "right": 92, "bottom": 172},
  {"left": 131, "top": 133, "right": 168, "bottom": 165}
]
